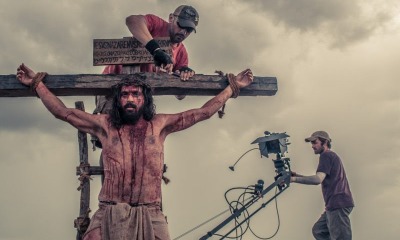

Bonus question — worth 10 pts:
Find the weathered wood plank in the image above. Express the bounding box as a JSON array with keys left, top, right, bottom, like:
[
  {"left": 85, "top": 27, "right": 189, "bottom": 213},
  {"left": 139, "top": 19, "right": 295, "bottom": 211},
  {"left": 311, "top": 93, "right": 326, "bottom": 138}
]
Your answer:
[
  {"left": 0, "top": 73, "right": 278, "bottom": 97},
  {"left": 93, "top": 37, "right": 172, "bottom": 66},
  {"left": 74, "top": 102, "right": 91, "bottom": 240},
  {"left": 76, "top": 101, "right": 90, "bottom": 215}
]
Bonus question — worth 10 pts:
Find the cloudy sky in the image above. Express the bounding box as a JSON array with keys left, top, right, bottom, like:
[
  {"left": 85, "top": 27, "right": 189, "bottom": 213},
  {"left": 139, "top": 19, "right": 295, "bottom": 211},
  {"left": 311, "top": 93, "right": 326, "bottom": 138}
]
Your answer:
[{"left": 0, "top": 0, "right": 399, "bottom": 239}]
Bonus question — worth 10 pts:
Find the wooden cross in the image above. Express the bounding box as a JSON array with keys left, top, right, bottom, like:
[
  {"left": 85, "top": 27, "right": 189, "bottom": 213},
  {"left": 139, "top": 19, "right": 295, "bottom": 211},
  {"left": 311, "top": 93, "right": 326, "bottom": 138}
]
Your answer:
[
  {"left": 0, "top": 72, "right": 277, "bottom": 97},
  {"left": 0, "top": 38, "right": 277, "bottom": 97},
  {"left": 0, "top": 37, "right": 278, "bottom": 240}
]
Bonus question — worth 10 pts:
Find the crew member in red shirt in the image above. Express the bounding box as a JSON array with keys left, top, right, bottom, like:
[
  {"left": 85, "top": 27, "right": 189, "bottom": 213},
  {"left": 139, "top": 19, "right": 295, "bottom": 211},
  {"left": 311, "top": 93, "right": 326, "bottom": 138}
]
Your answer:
[{"left": 103, "top": 5, "right": 199, "bottom": 81}]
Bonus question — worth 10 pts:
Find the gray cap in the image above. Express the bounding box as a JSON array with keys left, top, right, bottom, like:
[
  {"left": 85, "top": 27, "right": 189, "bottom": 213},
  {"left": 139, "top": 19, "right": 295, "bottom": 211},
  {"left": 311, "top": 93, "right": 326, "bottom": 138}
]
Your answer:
[
  {"left": 305, "top": 131, "right": 332, "bottom": 142},
  {"left": 173, "top": 5, "right": 199, "bottom": 32}
]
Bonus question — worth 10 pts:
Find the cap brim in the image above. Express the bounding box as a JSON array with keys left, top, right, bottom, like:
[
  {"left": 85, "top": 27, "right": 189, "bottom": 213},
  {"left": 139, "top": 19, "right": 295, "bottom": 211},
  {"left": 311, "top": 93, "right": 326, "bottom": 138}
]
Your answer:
[
  {"left": 177, "top": 18, "right": 197, "bottom": 32},
  {"left": 305, "top": 136, "right": 317, "bottom": 142}
]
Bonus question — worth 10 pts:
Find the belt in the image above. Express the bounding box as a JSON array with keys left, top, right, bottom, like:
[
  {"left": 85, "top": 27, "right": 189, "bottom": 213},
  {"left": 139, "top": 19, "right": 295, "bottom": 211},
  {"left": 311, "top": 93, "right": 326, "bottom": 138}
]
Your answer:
[{"left": 100, "top": 201, "right": 159, "bottom": 207}]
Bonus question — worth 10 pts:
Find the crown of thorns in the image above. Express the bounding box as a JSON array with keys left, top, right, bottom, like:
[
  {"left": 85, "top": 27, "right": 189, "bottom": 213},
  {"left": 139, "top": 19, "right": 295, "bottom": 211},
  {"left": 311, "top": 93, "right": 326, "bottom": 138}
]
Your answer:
[{"left": 111, "top": 75, "right": 153, "bottom": 92}]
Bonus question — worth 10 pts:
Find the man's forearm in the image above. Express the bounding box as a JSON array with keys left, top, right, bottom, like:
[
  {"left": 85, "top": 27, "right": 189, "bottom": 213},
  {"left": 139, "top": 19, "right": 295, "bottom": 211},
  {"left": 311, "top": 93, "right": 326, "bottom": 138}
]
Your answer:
[
  {"left": 293, "top": 172, "right": 305, "bottom": 177},
  {"left": 35, "top": 82, "right": 71, "bottom": 121},
  {"left": 292, "top": 175, "right": 321, "bottom": 185},
  {"left": 200, "top": 86, "right": 233, "bottom": 118}
]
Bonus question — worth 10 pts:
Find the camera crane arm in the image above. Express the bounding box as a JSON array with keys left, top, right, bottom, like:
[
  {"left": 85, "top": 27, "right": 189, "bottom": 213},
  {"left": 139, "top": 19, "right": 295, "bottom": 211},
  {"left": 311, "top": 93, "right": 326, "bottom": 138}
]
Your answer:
[
  {"left": 199, "top": 170, "right": 291, "bottom": 240},
  {"left": 199, "top": 132, "right": 292, "bottom": 240}
]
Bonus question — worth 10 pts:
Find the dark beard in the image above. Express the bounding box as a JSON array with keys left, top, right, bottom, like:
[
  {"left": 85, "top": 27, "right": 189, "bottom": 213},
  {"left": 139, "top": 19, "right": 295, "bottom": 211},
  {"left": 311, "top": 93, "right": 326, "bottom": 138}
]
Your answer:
[
  {"left": 314, "top": 146, "right": 325, "bottom": 155},
  {"left": 120, "top": 104, "right": 143, "bottom": 125},
  {"left": 170, "top": 33, "right": 185, "bottom": 43}
]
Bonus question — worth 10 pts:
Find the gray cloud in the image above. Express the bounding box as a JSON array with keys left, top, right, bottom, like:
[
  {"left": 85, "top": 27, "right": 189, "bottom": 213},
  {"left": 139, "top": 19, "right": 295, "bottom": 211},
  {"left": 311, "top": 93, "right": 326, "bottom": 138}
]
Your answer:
[
  {"left": 246, "top": 0, "right": 397, "bottom": 48},
  {"left": 0, "top": 0, "right": 399, "bottom": 239}
]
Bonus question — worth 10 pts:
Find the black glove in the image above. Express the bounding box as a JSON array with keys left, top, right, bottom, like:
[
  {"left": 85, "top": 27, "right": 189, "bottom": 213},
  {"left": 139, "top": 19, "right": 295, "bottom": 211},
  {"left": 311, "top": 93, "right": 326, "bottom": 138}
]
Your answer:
[
  {"left": 145, "top": 39, "right": 173, "bottom": 67},
  {"left": 153, "top": 49, "right": 173, "bottom": 67}
]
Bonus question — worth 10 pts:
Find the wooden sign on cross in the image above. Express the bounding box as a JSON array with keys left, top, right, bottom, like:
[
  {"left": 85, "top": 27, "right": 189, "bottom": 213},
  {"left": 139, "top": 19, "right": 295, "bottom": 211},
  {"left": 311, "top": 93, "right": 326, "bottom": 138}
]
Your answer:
[{"left": 93, "top": 37, "right": 172, "bottom": 66}]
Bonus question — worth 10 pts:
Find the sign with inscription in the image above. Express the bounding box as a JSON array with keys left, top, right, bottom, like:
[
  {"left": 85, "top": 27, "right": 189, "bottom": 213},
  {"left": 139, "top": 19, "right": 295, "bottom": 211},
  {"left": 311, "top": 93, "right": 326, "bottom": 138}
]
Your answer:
[{"left": 93, "top": 37, "right": 172, "bottom": 66}]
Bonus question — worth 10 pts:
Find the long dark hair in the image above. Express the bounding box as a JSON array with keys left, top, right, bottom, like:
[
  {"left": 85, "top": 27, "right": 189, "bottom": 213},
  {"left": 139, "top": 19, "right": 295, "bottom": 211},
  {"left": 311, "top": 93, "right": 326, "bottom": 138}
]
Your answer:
[{"left": 109, "top": 75, "right": 156, "bottom": 129}]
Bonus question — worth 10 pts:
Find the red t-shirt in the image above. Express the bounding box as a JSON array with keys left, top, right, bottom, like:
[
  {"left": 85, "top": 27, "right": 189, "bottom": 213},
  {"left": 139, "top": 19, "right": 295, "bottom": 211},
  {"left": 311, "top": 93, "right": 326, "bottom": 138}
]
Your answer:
[{"left": 103, "top": 14, "right": 189, "bottom": 74}]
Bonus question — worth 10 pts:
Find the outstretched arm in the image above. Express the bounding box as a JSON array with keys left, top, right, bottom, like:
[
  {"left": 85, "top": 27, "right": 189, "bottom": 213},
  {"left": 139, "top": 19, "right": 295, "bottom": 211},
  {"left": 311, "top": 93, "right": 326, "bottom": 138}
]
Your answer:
[
  {"left": 291, "top": 172, "right": 326, "bottom": 185},
  {"left": 16, "top": 64, "right": 104, "bottom": 136},
  {"left": 159, "top": 69, "right": 254, "bottom": 137}
]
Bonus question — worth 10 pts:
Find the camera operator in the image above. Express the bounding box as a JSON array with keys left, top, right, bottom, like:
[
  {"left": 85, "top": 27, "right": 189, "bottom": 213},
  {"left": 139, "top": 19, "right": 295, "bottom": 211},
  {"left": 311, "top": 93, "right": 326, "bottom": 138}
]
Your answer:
[{"left": 291, "top": 131, "right": 354, "bottom": 240}]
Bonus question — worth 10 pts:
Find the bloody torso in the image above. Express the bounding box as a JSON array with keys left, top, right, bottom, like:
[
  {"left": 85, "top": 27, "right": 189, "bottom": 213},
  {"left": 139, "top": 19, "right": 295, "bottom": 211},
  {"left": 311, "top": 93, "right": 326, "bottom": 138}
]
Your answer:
[{"left": 98, "top": 118, "right": 164, "bottom": 204}]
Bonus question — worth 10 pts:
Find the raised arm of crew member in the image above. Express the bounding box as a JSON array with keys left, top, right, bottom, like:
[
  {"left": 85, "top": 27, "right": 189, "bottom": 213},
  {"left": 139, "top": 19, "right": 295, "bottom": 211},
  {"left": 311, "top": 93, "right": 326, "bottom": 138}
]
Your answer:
[
  {"left": 290, "top": 171, "right": 326, "bottom": 185},
  {"left": 16, "top": 64, "right": 104, "bottom": 137},
  {"left": 156, "top": 69, "right": 253, "bottom": 139},
  {"left": 125, "top": 15, "right": 173, "bottom": 73},
  {"left": 125, "top": 15, "right": 153, "bottom": 45}
]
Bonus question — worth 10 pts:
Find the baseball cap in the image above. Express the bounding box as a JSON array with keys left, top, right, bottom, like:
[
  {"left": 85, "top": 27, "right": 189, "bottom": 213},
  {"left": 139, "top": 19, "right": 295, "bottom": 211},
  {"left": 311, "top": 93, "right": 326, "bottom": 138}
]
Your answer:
[
  {"left": 305, "top": 131, "right": 332, "bottom": 142},
  {"left": 173, "top": 5, "right": 199, "bottom": 32}
]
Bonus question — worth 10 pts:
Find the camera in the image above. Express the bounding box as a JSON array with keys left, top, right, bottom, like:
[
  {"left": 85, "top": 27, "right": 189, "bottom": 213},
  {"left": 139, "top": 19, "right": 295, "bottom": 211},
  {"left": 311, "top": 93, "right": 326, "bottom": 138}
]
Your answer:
[
  {"left": 251, "top": 131, "right": 290, "bottom": 158},
  {"left": 251, "top": 131, "right": 291, "bottom": 181}
]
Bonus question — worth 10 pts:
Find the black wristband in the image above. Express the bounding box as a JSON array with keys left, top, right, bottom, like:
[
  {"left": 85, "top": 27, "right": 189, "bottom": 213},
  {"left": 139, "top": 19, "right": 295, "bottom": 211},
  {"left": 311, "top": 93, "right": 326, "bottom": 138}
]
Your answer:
[{"left": 145, "top": 39, "right": 161, "bottom": 55}]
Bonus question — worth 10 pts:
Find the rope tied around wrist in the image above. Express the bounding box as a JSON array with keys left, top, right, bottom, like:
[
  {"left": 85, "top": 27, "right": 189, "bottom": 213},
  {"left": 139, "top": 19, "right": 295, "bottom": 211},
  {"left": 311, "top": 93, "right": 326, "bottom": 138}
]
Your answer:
[
  {"left": 215, "top": 70, "right": 240, "bottom": 118},
  {"left": 30, "top": 72, "right": 48, "bottom": 97},
  {"left": 226, "top": 73, "right": 240, "bottom": 98}
]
